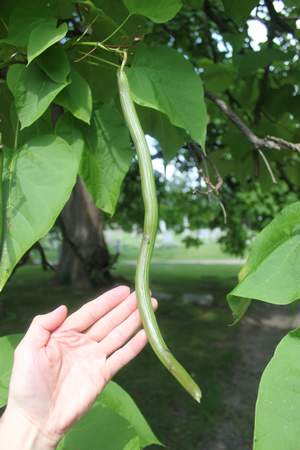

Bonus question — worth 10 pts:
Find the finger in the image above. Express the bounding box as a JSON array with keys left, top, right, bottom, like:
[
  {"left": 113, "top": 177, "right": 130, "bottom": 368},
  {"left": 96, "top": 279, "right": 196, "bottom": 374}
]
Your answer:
[
  {"left": 60, "top": 286, "right": 131, "bottom": 332},
  {"left": 22, "top": 305, "right": 68, "bottom": 349},
  {"left": 84, "top": 290, "right": 139, "bottom": 341},
  {"left": 106, "top": 329, "right": 149, "bottom": 379},
  {"left": 100, "top": 298, "right": 158, "bottom": 357}
]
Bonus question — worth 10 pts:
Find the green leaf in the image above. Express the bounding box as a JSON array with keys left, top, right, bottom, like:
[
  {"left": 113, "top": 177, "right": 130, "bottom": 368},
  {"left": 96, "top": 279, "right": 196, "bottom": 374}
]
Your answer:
[
  {"left": 6, "top": 64, "right": 25, "bottom": 97},
  {"left": 14, "top": 63, "right": 69, "bottom": 129},
  {"left": 55, "top": 66, "right": 92, "bottom": 124},
  {"left": 10, "top": 102, "right": 53, "bottom": 148},
  {"left": 227, "top": 202, "right": 300, "bottom": 322},
  {"left": 0, "top": 334, "right": 23, "bottom": 407},
  {"left": 0, "top": 0, "right": 53, "bottom": 47},
  {"left": 222, "top": 130, "right": 254, "bottom": 159},
  {"left": 90, "top": 0, "right": 146, "bottom": 44},
  {"left": 286, "top": 163, "right": 300, "bottom": 187},
  {"left": 200, "top": 59, "right": 234, "bottom": 94},
  {"left": 254, "top": 328, "right": 300, "bottom": 449},
  {"left": 136, "top": 105, "right": 187, "bottom": 163},
  {"left": 0, "top": 0, "right": 23, "bottom": 23},
  {"left": 221, "top": 0, "right": 259, "bottom": 27},
  {"left": 233, "top": 49, "right": 291, "bottom": 79},
  {"left": 27, "top": 20, "right": 68, "bottom": 65},
  {"left": 0, "top": 84, "right": 15, "bottom": 148},
  {"left": 124, "top": 0, "right": 182, "bottom": 23},
  {"left": 74, "top": 58, "right": 118, "bottom": 103},
  {"left": 0, "top": 135, "right": 78, "bottom": 290},
  {"left": 126, "top": 47, "right": 207, "bottom": 151},
  {"left": 263, "top": 85, "right": 294, "bottom": 121},
  {"left": 58, "top": 399, "right": 138, "bottom": 450},
  {"left": 222, "top": 32, "right": 246, "bottom": 54},
  {"left": 100, "top": 381, "right": 162, "bottom": 447},
  {"left": 36, "top": 45, "right": 70, "bottom": 84},
  {"left": 183, "top": 0, "right": 204, "bottom": 9},
  {"left": 231, "top": 235, "right": 300, "bottom": 303},
  {"left": 56, "top": 104, "right": 133, "bottom": 216}
]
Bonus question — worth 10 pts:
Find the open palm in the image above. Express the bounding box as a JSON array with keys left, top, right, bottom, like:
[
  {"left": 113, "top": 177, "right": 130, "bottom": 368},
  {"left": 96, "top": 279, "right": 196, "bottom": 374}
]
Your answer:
[{"left": 6, "top": 286, "right": 156, "bottom": 445}]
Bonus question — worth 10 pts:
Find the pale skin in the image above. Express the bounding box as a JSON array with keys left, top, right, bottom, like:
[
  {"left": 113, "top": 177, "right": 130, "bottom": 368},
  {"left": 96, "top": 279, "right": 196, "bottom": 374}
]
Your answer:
[{"left": 0, "top": 286, "right": 157, "bottom": 449}]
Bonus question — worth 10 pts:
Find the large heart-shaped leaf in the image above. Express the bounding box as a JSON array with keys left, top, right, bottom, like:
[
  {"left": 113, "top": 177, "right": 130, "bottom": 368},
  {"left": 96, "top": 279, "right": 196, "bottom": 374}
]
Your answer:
[
  {"left": 0, "top": 0, "right": 52, "bottom": 47},
  {"left": 58, "top": 399, "right": 139, "bottom": 450},
  {"left": 27, "top": 19, "right": 68, "bottom": 65},
  {"left": 0, "top": 334, "right": 23, "bottom": 407},
  {"left": 227, "top": 202, "right": 300, "bottom": 323},
  {"left": 126, "top": 47, "right": 207, "bottom": 151},
  {"left": 254, "top": 328, "right": 300, "bottom": 449},
  {"left": 100, "top": 381, "right": 162, "bottom": 447},
  {"left": 36, "top": 45, "right": 70, "bottom": 84},
  {"left": 56, "top": 104, "right": 133, "bottom": 216},
  {"left": 14, "top": 64, "right": 69, "bottom": 129},
  {"left": 136, "top": 105, "right": 187, "bottom": 163},
  {"left": 55, "top": 66, "right": 92, "bottom": 124},
  {"left": 124, "top": 0, "right": 182, "bottom": 23},
  {"left": 221, "top": 0, "right": 259, "bottom": 27},
  {"left": 0, "top": 335, "right": 161, "bottom": 447},
  {"left": 0, "top": 135, "right": 78, "bottom": 290}
]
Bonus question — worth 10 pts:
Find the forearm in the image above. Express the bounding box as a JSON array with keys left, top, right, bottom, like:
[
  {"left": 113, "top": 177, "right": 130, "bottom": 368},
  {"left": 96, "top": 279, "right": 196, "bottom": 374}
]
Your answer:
[{"left": 0, "top": 407, "right": 58, "bottom": 450}]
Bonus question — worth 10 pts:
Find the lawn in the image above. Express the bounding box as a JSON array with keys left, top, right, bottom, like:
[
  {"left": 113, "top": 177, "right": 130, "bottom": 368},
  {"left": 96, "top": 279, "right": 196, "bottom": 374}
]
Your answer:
[
  {"left": 0, "top": 239, "right": 244, "bottom": 449},
  {"left": 106, "top": 230, "right": 247, "bottom": 262}
]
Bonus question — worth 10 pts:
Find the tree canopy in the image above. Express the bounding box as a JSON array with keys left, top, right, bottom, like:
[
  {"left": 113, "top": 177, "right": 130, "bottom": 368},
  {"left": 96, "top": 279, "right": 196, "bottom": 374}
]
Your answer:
[{"left": 0, "top": 0, "right": 299, "bottom": 282}]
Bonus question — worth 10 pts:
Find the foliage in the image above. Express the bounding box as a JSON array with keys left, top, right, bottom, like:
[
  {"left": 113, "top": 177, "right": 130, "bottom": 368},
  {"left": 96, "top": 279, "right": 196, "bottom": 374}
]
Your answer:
[
  {"left": 227, "top": 202, "right": 300, "bottom": 447},
  {"left": 253, "top": 327, "right": 300, "bottom": 449},
  {"left": 0, "top": 0, "right": 299, "bottom": 447},
  {"left": 133, "top": 0, "right": 300, "bottom": 254},
  {"left": 228, "top": 201, "right": 300, "bottom": 323}
]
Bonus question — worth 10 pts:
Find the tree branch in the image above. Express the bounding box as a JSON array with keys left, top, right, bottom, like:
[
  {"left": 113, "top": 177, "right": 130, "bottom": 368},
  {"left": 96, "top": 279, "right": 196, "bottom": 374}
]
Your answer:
[
  {"left": 10, "top": 242, "right": 55, "bottom": 279},
  {"left": 204, "top": 89, "right": 300, "bottom": 154}
]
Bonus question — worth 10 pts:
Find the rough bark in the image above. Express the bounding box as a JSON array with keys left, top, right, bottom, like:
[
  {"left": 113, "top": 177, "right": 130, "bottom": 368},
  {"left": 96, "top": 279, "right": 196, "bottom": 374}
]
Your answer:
[{"left": 57, "top": 176, "right": 111, "bottom": 288}]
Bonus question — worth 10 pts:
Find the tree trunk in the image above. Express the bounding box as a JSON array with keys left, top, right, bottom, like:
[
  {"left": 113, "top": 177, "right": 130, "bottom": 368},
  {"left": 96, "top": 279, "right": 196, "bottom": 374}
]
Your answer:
[{"left": 57, "top": 176, "right": 111, "bottom": 288}]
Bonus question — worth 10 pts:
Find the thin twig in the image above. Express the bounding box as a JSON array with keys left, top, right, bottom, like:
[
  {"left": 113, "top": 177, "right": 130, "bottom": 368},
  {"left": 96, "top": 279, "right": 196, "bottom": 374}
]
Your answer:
[
  {"left": 257, "top": 148, "right": 277, "bottom": 184},
  {"left": 186, "top": 141, "right": 226, "bottom": 222},
  {"left": 193, "top": 188, "right": 227, "bottom": 224},
  {"left": 74, "top": 45, "right": 97, "bottom": 62},
  {"left": 204, "top": 90, "right": 300, "bottom": 154},
  {"left": 205, "top": 155, "right": 223, "bottom": 192},
  {"left": 190, "top": 142, "right": 212, "bottom": 202}
]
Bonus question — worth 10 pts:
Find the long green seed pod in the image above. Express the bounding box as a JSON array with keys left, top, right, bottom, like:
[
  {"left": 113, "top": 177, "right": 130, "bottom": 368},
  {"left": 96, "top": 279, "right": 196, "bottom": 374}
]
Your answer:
[{"left": 117, "top": 54, "right": 201, "bottom": 403}]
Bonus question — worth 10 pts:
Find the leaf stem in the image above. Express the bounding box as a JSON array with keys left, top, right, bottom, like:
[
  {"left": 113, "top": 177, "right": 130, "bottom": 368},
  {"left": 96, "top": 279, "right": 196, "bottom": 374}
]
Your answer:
[
  {"left": 0, "top": 17, "right": 7, "bottom": 31},
  {"left": 74, "top": 15, "right": 100, "bottom": 45},
  {"left": 101, "top": 13, "right": 132, "bottom": 45},
  {"left": 14, "top": 119, "right": 19, "bottom": 150},
  {"left": 75, "top": 52, "right": 120, "bottom": 68},
  {"left": 76, "top": 41, "right": 124, "bottom": 55}
]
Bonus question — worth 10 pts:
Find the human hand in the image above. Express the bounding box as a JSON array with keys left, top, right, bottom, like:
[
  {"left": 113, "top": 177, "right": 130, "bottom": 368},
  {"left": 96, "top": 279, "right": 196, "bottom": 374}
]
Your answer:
[{"left": 0, "top": 286, "right": 157, "bottom": 449}]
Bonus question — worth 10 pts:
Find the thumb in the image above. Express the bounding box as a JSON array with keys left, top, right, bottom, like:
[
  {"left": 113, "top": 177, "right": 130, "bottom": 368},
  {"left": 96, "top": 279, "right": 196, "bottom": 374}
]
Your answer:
[{"left": 23, "top": 305, "right": 68, "bottom": 348}]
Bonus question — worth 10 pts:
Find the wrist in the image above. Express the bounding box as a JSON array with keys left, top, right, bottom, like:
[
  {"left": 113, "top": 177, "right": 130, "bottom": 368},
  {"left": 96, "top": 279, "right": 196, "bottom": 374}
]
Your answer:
[{"left": 0, "top": 406, "right": 59, "bottom": 450}]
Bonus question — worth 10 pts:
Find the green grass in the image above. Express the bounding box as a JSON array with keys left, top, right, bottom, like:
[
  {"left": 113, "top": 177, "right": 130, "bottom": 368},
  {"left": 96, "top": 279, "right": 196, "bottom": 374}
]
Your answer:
[
  {"left": 106, "top": 231, "right": 247, "bottom": 262},
  {"left": 110, "top": 240, "right": 244, "bottom": 448},
  {"left": 0, "top": 266, "right": 91, "bottom": 336},
  {"left": 0, "top": 252, "right": 243, "bottom": 449}
]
